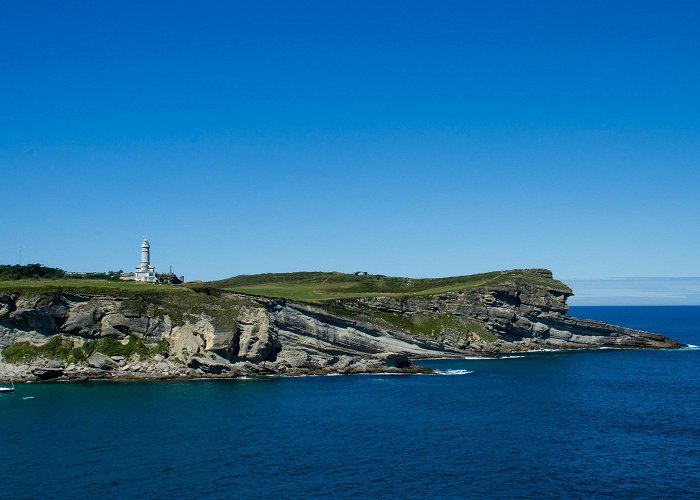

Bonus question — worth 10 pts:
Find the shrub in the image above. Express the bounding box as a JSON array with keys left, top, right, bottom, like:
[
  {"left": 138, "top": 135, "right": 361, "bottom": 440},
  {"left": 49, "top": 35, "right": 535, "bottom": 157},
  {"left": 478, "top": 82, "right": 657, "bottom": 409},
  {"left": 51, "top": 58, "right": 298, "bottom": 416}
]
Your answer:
[
  {"left": 0, "top": 263, "right": 66, "bottom": 280},
  {"left": 82, "top": 337, "right": 169, "bottom": 359},
  {"left": 1, "top": 341, "right": 39, "bottom": 362},
  {"left": 1, "top": 335, "right": 76, "bottom": 362}
]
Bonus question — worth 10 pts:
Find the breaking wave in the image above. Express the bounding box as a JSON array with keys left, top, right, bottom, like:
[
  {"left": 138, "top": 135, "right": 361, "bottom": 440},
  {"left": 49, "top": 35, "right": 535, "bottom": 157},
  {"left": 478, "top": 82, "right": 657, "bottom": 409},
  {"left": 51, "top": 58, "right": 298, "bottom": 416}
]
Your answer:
[
  {"left": 433, "top": 369, "right": 474, "bottom": 375},
  {"left": 463, "top": 355, "right": 525, "bottom": 360}
]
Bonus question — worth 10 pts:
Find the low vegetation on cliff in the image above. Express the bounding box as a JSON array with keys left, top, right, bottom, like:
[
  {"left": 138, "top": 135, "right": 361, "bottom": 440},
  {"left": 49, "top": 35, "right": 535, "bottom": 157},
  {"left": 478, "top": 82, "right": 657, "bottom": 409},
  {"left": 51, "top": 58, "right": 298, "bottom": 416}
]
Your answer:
[
  {"left": 2, "top": 335, "right": 169, "bottom": 364},
  {"left": 2, "top": 335, "right": 85, "bottom": 363},
  {"left": 206, "top": 269, "right": 572, "bottom": 303},
  {"left": 321, "top": 302, "right": 498, "bottom": 343}
]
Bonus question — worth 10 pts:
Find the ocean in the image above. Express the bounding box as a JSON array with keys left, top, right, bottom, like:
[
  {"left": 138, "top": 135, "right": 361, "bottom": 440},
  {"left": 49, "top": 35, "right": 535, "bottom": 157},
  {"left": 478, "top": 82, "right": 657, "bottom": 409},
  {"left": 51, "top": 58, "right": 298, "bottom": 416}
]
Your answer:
[{"left": 1, "top": 306, "right": 699, "bottom": 499}]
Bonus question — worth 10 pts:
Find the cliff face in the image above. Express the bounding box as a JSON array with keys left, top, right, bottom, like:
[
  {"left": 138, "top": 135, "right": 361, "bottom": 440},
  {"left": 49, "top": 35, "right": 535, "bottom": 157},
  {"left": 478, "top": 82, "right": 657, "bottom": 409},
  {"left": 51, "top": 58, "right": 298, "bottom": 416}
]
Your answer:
[
  {"left": 0, "top": 271, "right": 681, "bottom": 381},
  {"left": 0, "top": 292, "right": 437, "bottom": 380},
  {"left": 340, "top": 271, "right": 676, "bottom": 352}
]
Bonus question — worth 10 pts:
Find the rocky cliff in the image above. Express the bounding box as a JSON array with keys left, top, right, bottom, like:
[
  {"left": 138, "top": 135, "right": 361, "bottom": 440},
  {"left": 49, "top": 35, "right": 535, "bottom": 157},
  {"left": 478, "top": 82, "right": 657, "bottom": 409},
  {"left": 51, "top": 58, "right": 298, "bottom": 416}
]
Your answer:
[
  {"left": 333, "top": 269, "right": 677, "bottom": 352},
  {"left": 0, "top": 270, "right": 681, "bottom": 381}
]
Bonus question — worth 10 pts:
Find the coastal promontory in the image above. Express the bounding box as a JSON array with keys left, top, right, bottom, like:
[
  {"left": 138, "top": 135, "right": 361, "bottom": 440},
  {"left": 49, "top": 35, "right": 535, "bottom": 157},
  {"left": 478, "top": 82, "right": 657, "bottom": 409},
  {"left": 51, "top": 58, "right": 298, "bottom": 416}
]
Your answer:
[{"left": 0, "top": 269, "right": 681, "bottom": 381}]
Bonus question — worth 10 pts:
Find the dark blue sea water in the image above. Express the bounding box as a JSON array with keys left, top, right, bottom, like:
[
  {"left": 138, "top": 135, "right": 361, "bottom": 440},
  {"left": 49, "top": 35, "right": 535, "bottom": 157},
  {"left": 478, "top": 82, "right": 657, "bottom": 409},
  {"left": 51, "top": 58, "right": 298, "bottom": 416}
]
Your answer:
[{"left": 1, "top": 306, "right": 699, "bottom": 499}]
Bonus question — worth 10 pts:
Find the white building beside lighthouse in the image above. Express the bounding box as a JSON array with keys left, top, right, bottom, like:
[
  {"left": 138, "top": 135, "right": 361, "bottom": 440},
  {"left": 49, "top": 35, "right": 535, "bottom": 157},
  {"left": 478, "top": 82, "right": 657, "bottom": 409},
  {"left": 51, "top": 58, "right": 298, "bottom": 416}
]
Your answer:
[{"left": 134, "top": 237, "right": 157, "bottom": 282}]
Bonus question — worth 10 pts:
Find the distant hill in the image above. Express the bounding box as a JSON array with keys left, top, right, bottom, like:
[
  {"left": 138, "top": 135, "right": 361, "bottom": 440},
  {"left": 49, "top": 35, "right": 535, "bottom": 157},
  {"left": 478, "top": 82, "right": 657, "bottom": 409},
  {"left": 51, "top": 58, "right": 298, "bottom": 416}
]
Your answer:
[{"left": 205, "top": 269, "right": 572, "bottom": 303}]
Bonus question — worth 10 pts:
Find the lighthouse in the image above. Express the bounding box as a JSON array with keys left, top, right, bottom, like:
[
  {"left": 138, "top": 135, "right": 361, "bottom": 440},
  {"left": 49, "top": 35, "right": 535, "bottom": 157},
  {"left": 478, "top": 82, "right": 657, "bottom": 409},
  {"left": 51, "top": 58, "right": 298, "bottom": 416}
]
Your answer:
[{"left": 134, "top": 237, "right": 157, "bottom": 282}]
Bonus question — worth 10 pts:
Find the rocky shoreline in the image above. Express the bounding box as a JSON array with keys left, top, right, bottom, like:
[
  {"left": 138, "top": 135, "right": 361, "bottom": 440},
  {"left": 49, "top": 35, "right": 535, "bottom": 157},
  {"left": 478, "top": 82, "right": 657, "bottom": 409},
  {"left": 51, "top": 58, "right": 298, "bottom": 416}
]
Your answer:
[
  {"left": 0, "top": 270, "right": 682, "bottom": 382},
  {"left": 0, "top": 352, "right": 433, "bottom": 383},
  {"left": 3, "top": 346, "right": 687, "bottom": 384}
]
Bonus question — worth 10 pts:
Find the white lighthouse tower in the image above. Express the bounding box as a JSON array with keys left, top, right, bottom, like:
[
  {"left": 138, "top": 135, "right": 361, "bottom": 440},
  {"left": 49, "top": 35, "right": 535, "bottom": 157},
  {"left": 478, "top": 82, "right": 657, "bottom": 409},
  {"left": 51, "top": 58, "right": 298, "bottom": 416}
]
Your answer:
[{"left": 134, "top": 237, "right": 157, "bottom": 282}]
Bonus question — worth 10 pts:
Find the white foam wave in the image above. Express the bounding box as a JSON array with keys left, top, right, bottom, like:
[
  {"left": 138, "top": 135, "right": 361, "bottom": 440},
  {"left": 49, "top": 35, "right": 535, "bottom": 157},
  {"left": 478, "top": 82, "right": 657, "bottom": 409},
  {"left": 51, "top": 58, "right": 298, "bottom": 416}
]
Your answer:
[
  {"left": 433, "top": 369, "right": 474, "bottom": 376},
  {"left": 463, "top": 355, "right": 525, "bottom": 360},
  {"left": 526, "top": 348, "right": 563, "bottom": 352},
  {"left": 684, "top": 344, "right": 699, "bottom": 350}
]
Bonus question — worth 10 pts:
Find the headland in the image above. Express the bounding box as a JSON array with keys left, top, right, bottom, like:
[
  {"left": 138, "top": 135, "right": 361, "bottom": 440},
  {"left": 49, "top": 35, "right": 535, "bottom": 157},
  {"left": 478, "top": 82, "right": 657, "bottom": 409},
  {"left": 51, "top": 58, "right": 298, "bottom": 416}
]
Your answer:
[{"left": 0, "top": 268, "right": 682, "bottom": 381}]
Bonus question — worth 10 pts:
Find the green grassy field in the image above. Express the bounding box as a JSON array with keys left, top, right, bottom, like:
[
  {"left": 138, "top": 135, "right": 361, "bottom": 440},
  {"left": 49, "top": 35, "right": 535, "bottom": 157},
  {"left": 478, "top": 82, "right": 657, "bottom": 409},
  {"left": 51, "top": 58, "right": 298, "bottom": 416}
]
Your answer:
[
  {"left": 206, "top": 269, "right": 571, "bottom": 303},
  {"left": 0, "top": 269, "right": 571, "bottom": 304},
  {"left": 0, "top": 279, "right": 188, "bottom": 296}
]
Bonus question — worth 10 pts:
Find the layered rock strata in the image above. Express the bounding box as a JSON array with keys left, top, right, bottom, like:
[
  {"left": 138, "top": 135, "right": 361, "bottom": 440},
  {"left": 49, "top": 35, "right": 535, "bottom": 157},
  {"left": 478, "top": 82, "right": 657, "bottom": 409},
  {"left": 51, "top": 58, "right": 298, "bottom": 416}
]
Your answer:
[{"left": 341, "top": 270, "right": 677, "bottom": 352}]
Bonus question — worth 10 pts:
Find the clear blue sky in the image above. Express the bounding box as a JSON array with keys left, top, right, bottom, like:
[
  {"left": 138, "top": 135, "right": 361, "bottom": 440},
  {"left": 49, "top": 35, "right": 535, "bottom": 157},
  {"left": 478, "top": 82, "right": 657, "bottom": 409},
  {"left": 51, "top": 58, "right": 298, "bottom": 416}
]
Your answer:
[
  {"left": 567, "top": 278, "right": 700, "bottom": 306},
  {"left": 2, "top": 0, "right": 699, "bottom": 285}
]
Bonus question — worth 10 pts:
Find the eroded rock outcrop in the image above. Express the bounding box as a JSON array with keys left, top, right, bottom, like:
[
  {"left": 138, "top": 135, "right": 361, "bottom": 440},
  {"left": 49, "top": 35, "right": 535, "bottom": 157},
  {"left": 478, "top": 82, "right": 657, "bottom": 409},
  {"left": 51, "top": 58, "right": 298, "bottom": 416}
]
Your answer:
[
  {"left": 87, "top": 352, "right": 119, "bottom": 370},
  {"left": 340, "top": 270, "right": 679, "bottom": 352}
]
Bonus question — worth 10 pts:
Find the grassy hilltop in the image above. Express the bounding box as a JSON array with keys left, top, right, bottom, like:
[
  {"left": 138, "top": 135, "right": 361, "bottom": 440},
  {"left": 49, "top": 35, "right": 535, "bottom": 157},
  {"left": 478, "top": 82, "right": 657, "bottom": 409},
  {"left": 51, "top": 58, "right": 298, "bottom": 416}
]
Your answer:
[
  {"left": 0, "top": 269, "right": 572, "bottom": 305},
  {"left": 0, "top": 279, "right": 186, "bottom": 296},
  {"left": 205, "top": 269, "right": 572, "bottom": 303}
]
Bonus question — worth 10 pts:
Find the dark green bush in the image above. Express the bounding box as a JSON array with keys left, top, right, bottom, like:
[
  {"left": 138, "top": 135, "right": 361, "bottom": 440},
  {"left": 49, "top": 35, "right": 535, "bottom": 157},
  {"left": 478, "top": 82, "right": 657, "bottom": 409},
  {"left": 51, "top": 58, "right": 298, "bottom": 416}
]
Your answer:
[
  {"left": 0, "top": 263, "right": 66, "bottom": 280},
  {"left": 1, "top": 335, "right": 75, "bottom": 362},
  {"left": 82, "top": 337, "right": 168, "bottom": 359}
]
